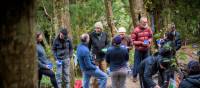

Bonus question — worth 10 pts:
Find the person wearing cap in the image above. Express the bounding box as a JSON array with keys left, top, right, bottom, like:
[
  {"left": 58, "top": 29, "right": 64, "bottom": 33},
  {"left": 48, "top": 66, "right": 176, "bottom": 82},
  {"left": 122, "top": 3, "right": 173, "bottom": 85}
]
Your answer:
[
  {"left": 139, "top": 49, "right": 173, "bottom": 88},
  {"left": 106, "top": 36, "right": 129, "bottom": 88},
  {"left": 116, "top": 27, "right": 132, "bottom": 51},
  {"left": 88, "top": 21, "right": 110, "bottom": 88},
  {"left": 179, "top": 60, "right": 200, "bottom": 88},
  {"left": 36, "top": 32, "right": 58, "bottom": 88},
  {"left": 52, "top": 28, "right": 73, "bottom": 88},
  {"left": 131, "top": 17, "right": 153, "bottom": 82},
  {"left": 77, "top": 33, "right": 108, "bottom": 88}
]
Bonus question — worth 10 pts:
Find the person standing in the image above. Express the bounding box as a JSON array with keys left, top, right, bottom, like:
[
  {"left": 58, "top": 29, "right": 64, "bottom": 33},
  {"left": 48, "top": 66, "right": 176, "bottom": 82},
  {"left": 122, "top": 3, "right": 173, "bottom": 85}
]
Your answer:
[
  {"left": 89, "top": 21, "right": 110, "bottom": 88},
  {"left": 106, "top": 36, "right": 129, "bottom": 88},
  {"left": 117, "top": 27, "right": 132, "bottom": 51},
  {"left": 36, "top": 32, "right": 58, "bottom": 88},
  {"left": 131, "top": 17, "right": 153, "bottom": 82},
  {"left": 52, "top": 28, "right": 73, "bottom": 88},
  {"left": 77, "top": 33, "right": 108, "bottom": 88}
]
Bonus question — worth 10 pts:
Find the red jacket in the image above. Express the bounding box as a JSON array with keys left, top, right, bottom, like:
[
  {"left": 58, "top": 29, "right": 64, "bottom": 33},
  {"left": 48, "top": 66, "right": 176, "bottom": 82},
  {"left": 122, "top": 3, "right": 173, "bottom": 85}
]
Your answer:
[{"left": 131, "top": 26, "right": 153, "bottom": 51}]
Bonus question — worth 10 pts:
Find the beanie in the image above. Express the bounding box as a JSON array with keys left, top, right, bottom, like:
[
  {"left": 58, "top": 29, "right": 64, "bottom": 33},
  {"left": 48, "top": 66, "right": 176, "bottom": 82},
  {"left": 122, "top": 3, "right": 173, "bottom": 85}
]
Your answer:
[
  {"left": 94, "top": 21, "right": 103, "bottom": 30},
  {"left": 113, "top": 36, "right": 122, "bottom": 45}
]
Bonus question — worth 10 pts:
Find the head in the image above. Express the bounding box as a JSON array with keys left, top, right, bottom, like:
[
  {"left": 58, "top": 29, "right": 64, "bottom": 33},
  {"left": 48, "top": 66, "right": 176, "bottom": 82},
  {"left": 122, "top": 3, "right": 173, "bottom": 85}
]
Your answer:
[
  {"left": 187, "top": 60, "right": 200, "bottom": 75},
  {"left": 159, "top": 58, "right": 171, "bottom": 69},
  {"left": 170, "top": 23, "right": 176, "bottom": 32},
  {"left": 94, "top": 21, "right": 103, "bottom": 33},
  {"left": 36, "top": 32, "right": 43, "bottom": 43},
  {"left": 139, "top": 17, "right": 148, "bottom": 29},
  {"left": 112, "top": 35, "right": 122, "bottom": 46},
  {"left": 59, "top": 28, "right": 68, "bottom": 40},
  {"left": 80, "top": 33, "right": 90, "bottom": 44},
  {"left": 118, "top": 27, "right": 126, "bottom": 38},
  {"left": 159, "top": 42, "right": 173, "bottom": 57}
]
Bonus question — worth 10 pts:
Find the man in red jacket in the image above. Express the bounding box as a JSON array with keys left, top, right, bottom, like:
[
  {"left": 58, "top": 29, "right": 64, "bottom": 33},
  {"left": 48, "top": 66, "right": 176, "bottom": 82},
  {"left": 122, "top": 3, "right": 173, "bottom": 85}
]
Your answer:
[{"left": 131, "top": 17, "right": 153, "bottom": 82}]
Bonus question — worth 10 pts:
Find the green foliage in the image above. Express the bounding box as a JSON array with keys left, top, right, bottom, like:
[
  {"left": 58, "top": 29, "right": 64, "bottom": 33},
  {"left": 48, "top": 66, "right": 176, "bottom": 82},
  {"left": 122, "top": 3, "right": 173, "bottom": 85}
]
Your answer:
[
  {"left": 113, "top": 0, "right": 132, "bottom": 33},
  {"left": 177, "top": 51, "right": 188, "bottom": 61}
]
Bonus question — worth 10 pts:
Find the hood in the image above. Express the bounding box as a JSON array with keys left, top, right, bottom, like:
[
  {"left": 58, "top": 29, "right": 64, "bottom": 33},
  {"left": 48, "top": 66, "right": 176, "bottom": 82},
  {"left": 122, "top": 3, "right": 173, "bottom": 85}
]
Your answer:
[{"left": 186, "top": 74, "right": 200, "bottom": 85}]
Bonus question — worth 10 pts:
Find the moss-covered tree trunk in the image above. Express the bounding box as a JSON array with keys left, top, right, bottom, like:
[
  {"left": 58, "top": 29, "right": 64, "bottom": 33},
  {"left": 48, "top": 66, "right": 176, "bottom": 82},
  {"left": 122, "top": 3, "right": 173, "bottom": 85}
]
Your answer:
[
  {"left": 0, "top": 0, "right": 37, "bottom": 88},
  {"left": 104, "top": 0, "right": 115, "bottom": 37},
  {"left": 129, "top": 0, "right": 147, "bottom": 26},
  {"left": 53, "top": 0, "right": 75, "bottom": 87}
]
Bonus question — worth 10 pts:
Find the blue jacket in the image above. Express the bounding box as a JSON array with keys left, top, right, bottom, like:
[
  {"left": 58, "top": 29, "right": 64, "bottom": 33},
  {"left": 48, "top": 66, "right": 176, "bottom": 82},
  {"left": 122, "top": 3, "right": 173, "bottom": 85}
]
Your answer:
[
  {"left": 139, "top": 56, "right": 160, "bottom": 88},
  {"left": 52, "top": 37, "right": 73, "bottom": 60},
  {"left": 179, "top": 74, "right": 200, "bottom": 88},
  {"left": 76, "top": 43, "right": 97, "bottom": 71},
  {"left": 37, "top": 43, "right": 52, "bottom": 69},
  {"left": 106, "top": 46, "right": 129, "bottom": 71}
]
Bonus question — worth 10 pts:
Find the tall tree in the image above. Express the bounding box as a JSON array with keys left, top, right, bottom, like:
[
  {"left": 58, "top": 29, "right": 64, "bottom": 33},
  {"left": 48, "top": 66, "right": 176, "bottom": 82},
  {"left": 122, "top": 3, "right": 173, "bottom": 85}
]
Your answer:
[
  {"left": 104, "top": 0, "right": 116, "bottom": 37},
  {"left": 0, "top": 0, "right": 37, "bottom": 88},
  {"left": 53, "top": 0, "right": 75, "bottom": 87},
  {"left": 129, "top": 0, "right": 147, "bottom": 26}
]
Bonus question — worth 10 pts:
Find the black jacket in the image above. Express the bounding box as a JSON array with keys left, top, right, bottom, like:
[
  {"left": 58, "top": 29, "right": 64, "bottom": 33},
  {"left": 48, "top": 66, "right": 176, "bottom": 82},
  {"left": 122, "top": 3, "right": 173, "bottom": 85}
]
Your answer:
[
  {"left": 139, "top": 56, "right": 160, "bottom": 88},
  {"left": 179, "top": 74, "right": 200, "bottom": 88},
  {"left": 88, "top": 31, "right": 110, "bottom": 60}
]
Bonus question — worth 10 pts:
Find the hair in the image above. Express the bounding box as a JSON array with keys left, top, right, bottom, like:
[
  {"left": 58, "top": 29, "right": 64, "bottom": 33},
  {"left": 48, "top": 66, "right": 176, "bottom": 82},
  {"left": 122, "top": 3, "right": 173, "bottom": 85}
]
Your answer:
[
  {"left": 80, "top": 33, "right": 89, "bottom": 43},
  {"left": 36, "top": 31, "right": 42, "bottom": 43},
  {"left": 188, "top": 60, "right": 200, "bottom": 75}
]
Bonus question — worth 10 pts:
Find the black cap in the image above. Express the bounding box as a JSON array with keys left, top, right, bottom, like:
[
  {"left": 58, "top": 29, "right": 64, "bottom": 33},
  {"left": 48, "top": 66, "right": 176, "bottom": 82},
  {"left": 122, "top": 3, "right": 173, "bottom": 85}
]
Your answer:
[{"left": 60, "top": 28, "right": 68, "bottom": 35}]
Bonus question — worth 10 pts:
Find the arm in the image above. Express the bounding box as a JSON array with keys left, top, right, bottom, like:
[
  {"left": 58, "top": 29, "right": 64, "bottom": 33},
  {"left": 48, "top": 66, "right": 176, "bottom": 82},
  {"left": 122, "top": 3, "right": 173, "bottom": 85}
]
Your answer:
[
  {"left": 143, "top": 64, "right": 157, "bottom": 87},
  {"left": 83, "top": 52, "right": 97, "bottom": 70},
  {"left": 131, "top": 29, "right": 142, "bottom": 45},
  {"left": 148, "top": 28, "right": 153, "bottom": 45},
  {"left": 68, "top": 39, "right": 73, "bottom": 58},
  {"left": 105, "top": 50, "right": 110, "bottom": 64},
  {"left": 127, "top": 36, "right": 133, "bottom": 50},
  {"left": 88, "top": 33, "right": 92, "bottom": 51},
  {"left": 105, "top": 33, "right": 110, "bottom": 48}
]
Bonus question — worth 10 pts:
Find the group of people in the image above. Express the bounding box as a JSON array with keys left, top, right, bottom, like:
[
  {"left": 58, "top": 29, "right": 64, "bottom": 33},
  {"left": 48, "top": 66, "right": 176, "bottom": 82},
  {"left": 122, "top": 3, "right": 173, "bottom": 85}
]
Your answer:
[{"left": 36, "top": 16, "right": 200, "bottom": 88}]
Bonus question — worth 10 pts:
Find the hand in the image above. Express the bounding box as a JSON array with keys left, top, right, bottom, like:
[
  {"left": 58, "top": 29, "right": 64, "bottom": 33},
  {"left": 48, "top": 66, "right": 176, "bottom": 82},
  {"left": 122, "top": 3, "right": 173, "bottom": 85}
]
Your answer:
[{"left": 154, "top": 85, "right": 160, "bottom": 88}]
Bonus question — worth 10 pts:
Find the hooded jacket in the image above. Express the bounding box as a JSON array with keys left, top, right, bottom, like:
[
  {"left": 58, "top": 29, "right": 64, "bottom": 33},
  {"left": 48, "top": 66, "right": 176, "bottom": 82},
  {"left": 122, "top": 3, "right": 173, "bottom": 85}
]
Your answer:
[
  {"left": 52, "top": 36, "right": 73, "bottom": 60},
  {"left": 179, "top": 74, "right": 200, "bottom": 88}
]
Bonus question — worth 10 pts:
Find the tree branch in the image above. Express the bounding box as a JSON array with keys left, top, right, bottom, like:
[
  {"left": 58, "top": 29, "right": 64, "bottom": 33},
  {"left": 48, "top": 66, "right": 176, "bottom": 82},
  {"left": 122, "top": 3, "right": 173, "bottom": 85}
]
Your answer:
[{"left": 42, "top": 1, "right": 52, "bottom": 21}]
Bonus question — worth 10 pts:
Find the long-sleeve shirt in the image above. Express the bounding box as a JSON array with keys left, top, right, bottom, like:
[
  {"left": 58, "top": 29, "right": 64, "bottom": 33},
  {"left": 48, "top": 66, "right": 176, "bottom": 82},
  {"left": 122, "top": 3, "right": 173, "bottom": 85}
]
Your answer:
[{"left": 77, "top": 43, "right": 97, "bottom": 71}]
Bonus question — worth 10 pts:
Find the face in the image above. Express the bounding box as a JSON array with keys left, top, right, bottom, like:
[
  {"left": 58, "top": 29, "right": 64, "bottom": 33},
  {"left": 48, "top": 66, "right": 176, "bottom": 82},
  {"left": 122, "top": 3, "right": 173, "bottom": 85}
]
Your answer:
[
  {"left": 59, "top": 32, "right": 64, "bottom": 39},
  {"left": 95, "top": 27, "right": 102, "bottom": 33},
  {"left": 37, "top": 34, "right": 43, "bottom": 42},
  {"left": 119, "top": 32, "right": 125, "bottom": 38},
  {"left": 140, "top": 21, "right": 148, "bottom": 29}
]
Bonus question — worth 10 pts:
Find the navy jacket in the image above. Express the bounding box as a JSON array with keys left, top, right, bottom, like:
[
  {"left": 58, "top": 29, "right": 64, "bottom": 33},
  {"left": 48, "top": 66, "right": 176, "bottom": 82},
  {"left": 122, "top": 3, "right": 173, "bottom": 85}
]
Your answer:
[
  {"left": 52, "top": 37, "right": 73, "bottom": 60},
  {"left": 77, "top": 43, "right": 97, "bottom": 71},
  {"left": 161, "top": 31, "right": 182, "bottom": 51},
  {"left": 106, "top": 46, "right": 129, "bottom": 71},
  {"left": 37, "top": 43, "right": 52, "bottom": 69},
  {"left": 139, "top": 56, "right": 160, "bottom": 88},
  {"left": 179, "top": 74, "right": 200, "bottom": 88},
  {"left": 88, "top": 31, "right": 110, "bottom": 60}
]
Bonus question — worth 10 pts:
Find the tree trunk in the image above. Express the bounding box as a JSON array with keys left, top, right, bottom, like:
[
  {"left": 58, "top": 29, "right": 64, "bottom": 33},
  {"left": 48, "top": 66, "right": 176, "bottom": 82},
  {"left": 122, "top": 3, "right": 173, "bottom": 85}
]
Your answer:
[
  {"left": 104, "top": 0, "right": 115, "bottom": 37},
  {"left": 53, "top": 0, "right": 75, "bottom": 87},
  {"left": 0, "top": 0, "right": 37, "bottom": 88},
  {"left": 129, "top": 0, "right": 147, "bottom": 26}
]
